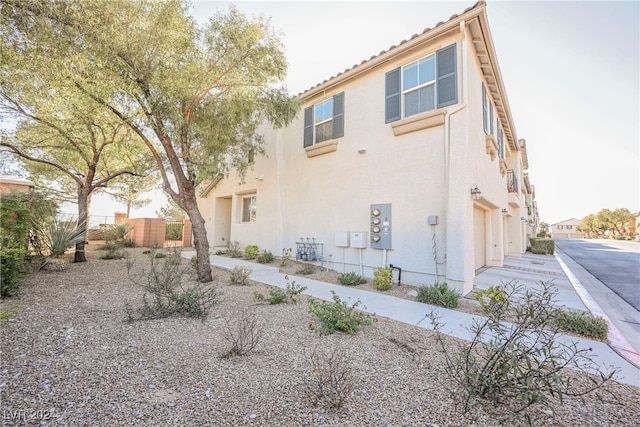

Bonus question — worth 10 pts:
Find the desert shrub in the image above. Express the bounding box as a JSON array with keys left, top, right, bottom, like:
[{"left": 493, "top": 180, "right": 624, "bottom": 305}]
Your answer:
[
  {"left": 102, "top": 222, "right": 134, "bottom": 246},
  {"left": 338, "top": 271, "right": 367, "bottom": 286},
  {"left": 308, "top": 290, "right": 374, "bottom": 335},
  {"left": 222, "top": 309, "right": 264, "bottom": 357},
  {"left": 472, "top": 285, "right": 507, "bottom": 312},
  {"left": 305, "top": 347, "right": 353, "bottom": 409},
  {"left": 244, "top": 244, "right": 259, "bottom": 260},
  {"left": 529, "top": 238, "right": 555, "bottom": 255},
  {"left": 124, "top": 247, "right": 221, "bottom": 322},
  {"left": 100, "top": 248, "right": 128, "bottom": 260},
  {"left": 373, "top": 266, "right": 393, "bottom": 290},
  {"left": 417, "top": 282, "right": 460, "bottom": 308},
  {"left": 429, "top": 279, "right": 618, "bottom": 424},
  {"left": 226, "top": 241, "right": 242, "bottom": 258},
  {"left": 254, "top": 275, "right": 306, "bottom": 304},
  {"left": 280, "top": 247, "right": 292, "bottom": 267},
  {"left": 154, "top": 252, "right": 167, "bottom": 258},
  {"left": 296, "top": 265, "right": 315, "bottom": 275},
  {"left": 119, "top": 237, "right": 136, "bottom": 248},
  {"left": 142, "top": 250, "right": 152, "bottom": 255},
  {"left": 256, "top": 250, "right": 274, "bottom": 264},
  {"left": 230, "top": 265, "right": 252, "bottom": 285},
  {"left": 555, "top": 309, "right": 608, "bottom": 341}
]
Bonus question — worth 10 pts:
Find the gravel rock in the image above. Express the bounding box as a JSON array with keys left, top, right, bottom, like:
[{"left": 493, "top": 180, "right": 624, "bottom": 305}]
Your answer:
[{"left": 1, "top": 247, "right": 638, "bottom": 426}]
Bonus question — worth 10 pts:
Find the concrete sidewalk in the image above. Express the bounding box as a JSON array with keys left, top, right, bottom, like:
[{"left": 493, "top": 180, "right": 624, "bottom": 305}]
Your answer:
[{"left": 184, "top": 250, "right": 640, "bottom": 387}]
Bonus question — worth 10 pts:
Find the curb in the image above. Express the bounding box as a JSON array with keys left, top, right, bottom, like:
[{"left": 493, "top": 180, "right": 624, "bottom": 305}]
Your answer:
[{"left": 555, "top": 253, "right": 640, "bottom": 369}]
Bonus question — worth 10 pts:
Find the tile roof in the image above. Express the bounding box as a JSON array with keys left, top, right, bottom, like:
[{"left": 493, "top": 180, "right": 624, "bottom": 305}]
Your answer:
[{"left": 297, "top": 1, "right": 484, "bottom": 96}]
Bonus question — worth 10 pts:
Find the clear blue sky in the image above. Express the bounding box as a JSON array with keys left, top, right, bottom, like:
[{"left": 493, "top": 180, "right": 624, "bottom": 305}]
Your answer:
[{"left": 91, "top": 0, "right": 639, "bottom": 225}]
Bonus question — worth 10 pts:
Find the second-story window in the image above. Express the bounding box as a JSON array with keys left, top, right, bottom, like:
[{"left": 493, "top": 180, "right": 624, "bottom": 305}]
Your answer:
[
  {"left": 303, "top": 92, "right": 344, "bottom": 148},
  {"left": 402, "top": 54, "right": 436, "bottom": 117},
  {"left": 385, "top": 43, "right": 457, "bottom": 123}
]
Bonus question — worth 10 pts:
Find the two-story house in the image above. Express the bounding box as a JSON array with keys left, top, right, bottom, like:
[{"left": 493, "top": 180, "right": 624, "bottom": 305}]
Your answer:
[
  {"left": 550, "top": 219, "right": 585, "bottom": 239},
  {"left": 196, "top": 1, "right": 536, "bottom": 295}
]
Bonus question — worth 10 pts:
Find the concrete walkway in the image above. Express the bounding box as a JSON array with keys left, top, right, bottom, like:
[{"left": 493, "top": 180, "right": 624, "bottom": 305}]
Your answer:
[{"left": 183, "top": 250, "right": 640, "bottom": 387}]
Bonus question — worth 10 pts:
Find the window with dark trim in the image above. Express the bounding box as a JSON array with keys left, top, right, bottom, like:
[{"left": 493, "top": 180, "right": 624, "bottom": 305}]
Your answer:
[
  {"left": 303, "top": 92, "right": 344, "bottom": 147},
  {"left": 385, "top": 43, "right": 457, "bottom": 123}
]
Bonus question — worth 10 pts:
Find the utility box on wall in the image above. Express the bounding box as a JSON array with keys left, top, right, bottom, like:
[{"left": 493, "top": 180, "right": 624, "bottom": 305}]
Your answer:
[
  {"left": 370, "top": 203, "right": 392, "bottom": 249},
  {"left": 334, "top": 231, "right": 350, "bottom": 247},
  {"left": 350, "top": 232, "right": 367, "bottom": 249}
]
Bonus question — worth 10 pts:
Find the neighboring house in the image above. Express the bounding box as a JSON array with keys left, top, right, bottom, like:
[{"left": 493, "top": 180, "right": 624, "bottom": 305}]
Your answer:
[
  {"left": 550, "top": 219, "right": 585, "bottom": 239},
  {"left": 197, "top": 1, "right": 537, "bottom": 295},
  {"left": 0, "top": 175, "right": 35, "bottom": 194}
]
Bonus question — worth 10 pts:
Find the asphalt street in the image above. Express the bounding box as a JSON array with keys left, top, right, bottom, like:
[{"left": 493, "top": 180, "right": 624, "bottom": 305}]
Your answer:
[{"left": 555, "top": 239, "right": 640, "bottom": 311}]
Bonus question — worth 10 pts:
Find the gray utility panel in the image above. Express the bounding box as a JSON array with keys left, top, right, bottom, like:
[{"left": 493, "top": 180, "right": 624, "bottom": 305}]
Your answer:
[{"left": 370, "top": 203, "right": 392, "bottom": 249}]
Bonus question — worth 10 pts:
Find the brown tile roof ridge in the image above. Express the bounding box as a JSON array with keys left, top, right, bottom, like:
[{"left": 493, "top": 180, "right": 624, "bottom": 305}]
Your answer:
[{"left": 296, "top": 1, "right": 485, "bottom": 97}]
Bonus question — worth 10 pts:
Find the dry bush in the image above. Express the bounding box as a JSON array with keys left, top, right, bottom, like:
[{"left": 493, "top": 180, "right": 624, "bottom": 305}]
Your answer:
[
  {"left": 222, "top": 309, "right": 263, "bottom": 357},
  {"left": 304, "top": 347, "right": 354, "bottom": 409}
]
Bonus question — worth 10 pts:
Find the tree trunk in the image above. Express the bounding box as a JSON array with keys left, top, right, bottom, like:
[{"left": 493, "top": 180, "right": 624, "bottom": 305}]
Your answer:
[
  {"left": 182, "top": 194, "right": 212, "bottom": 282},
  {"left": 74, "top": 189, "right": 91, "bottom": 263}
]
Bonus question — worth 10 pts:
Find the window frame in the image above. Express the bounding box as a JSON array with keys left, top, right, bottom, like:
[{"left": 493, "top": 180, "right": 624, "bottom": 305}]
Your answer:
[
  {"left": 385, "top": 43, "right": 457, "bottom": 123},
  {"left": 241, "top": 195, "right": 257, "bottom": 223},
  {"left": 303, "top": 92, "right": 344, "bottom": 147},
  {"left": 401, "top": 53, "right": 436, "bottom": 118}
]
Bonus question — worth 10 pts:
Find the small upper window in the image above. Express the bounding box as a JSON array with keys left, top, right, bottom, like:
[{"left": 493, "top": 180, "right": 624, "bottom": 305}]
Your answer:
[
  {"left": 314, "top": 98, "right": 334, "bottom": 144},
  {"left": 303, "top": 92, "right": 344, "bottom": 148}
]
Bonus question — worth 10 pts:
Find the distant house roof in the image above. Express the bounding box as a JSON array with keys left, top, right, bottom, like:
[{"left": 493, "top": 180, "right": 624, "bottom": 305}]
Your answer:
[
  {"left": 551, "top": 218, "right": 582, "bottom": 226},
  {"left": 0, "top": 175, "right": 35, "bottom": 187}
]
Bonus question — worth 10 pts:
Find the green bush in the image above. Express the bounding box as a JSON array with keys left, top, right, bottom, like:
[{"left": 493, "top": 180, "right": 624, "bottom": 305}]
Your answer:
[
  {"left": 472, "top": 285, "right": 507, "bottom": 312},
  {"left": 338, "top": 271, "right": 367, "bottom": 286},
  {"left": 529, "top": 238, "right": 555, "bottom": 255},
  {"left": 1, "top": 247, "right": 27, "bottom": 298},
  {"left": 308, "top": 290, "right": 374, "bottom": 335},
  {"left": 429, "top": 280, "right": 618, "bottom": 423},
  {"left": 1, "top": 191, "right": 54, "bottom": 298},
  {"left": 254, "top": 275, "right": 307, "bottom": 304},
  {"left": 373, "top": 267, "right": 393, "bottom": 290},
  {"left": 256, "top": 250, "right": 274, "bottom": 264},
  {"left": 244, "top": 244, "right": 259, "bottom": 260},
  {"left": 555, "top": 309, "right": 608, "bottom": 341},
  {"left": 296, "top": 265, "right": 315, "bottom": 275},
  {"left": 417, "top": 282, "right": 460, "bottom": 308}
]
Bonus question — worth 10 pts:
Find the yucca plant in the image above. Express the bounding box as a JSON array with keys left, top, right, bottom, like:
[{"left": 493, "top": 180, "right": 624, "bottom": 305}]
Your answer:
[{"left": 31, "top": 207, "right": 85, "bottom": 268}]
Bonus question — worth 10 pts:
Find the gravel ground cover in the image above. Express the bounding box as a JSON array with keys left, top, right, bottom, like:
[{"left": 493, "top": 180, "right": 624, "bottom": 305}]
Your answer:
[{"left": 1, "top": 247, "right": 638, "bottom": 426}]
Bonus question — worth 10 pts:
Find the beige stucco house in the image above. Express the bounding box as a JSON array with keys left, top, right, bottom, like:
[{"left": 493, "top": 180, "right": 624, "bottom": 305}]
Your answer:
[
  {"left": 196, "top": 1, "right": 537, "bottom": 295},
  {"left": 550, "top": 218, "right": 585, "bottom": 239}
]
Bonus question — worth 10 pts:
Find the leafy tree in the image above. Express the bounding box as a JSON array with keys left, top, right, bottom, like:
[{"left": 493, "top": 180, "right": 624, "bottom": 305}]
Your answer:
[
  {"left": 578, "top": 214, "right": 605, "bottom": 238},
  {"left": 103, "top": 174, "right": 157, "bottom": 218},
  {"left": 0, "top": 90, "right": 153, "bottom": 262},
  {"left": 595, "top": 208, "right": 634, "bottom": 237},
  {"left": 538, "top": 221, "right": 550, "bottom": 237},
  {"left": 156, "top": 199, "right": 186, "bottom": 222},
  {"left": 1, "top": 0, "right": 298, "bottom": 281}
]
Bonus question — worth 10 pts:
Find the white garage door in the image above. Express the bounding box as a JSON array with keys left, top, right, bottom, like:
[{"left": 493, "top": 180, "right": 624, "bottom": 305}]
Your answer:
[{"left": 473, "top": 208, "right": 486, "bottom": 270}]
